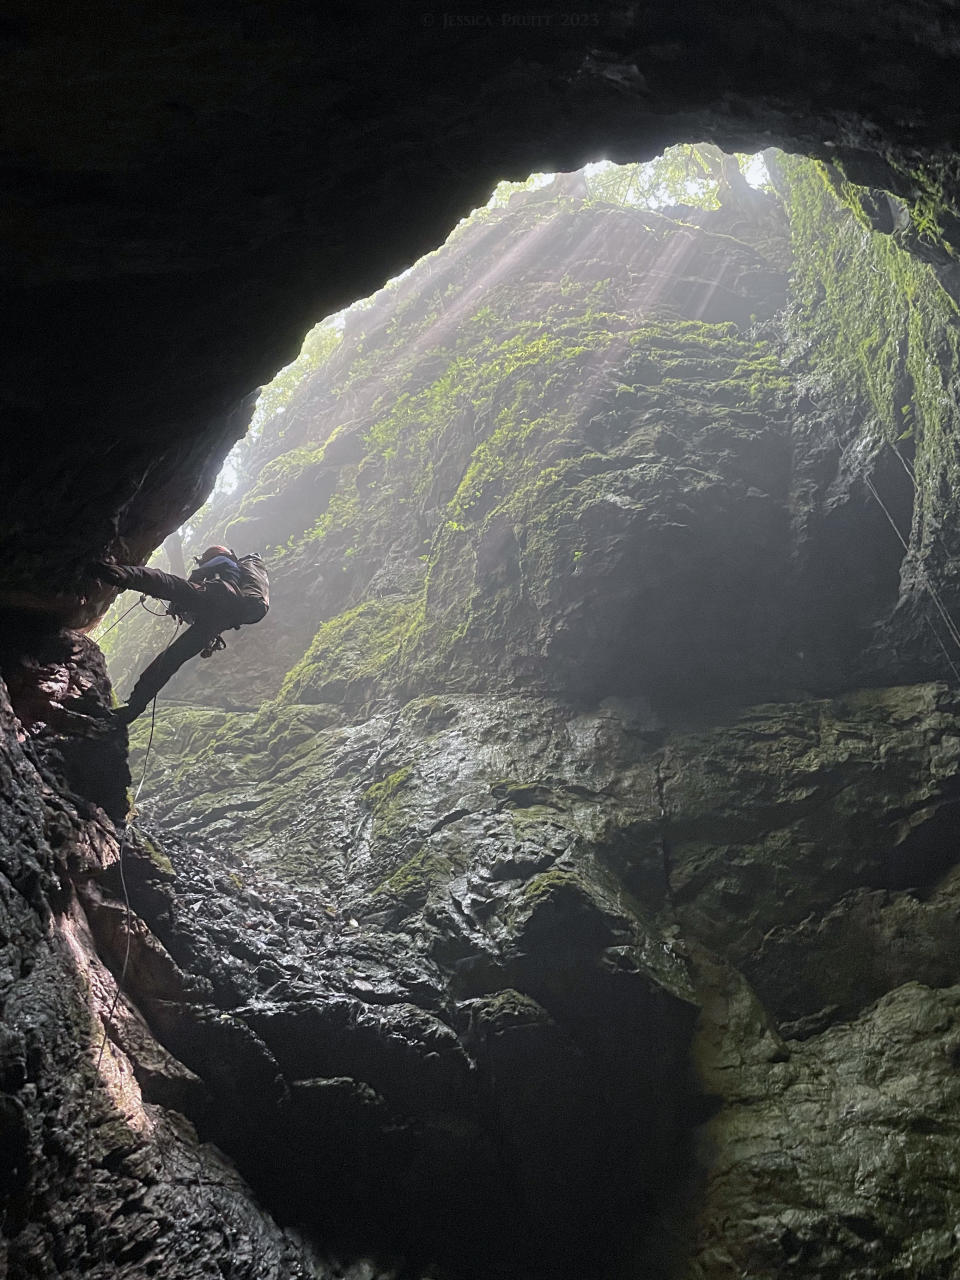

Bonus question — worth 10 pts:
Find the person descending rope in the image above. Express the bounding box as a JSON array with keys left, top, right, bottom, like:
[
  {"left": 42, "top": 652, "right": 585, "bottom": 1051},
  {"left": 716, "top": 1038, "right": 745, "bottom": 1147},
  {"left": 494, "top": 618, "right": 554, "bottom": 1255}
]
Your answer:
[{"left": 90, "top": 544, "right": 270, "bottom": 724}]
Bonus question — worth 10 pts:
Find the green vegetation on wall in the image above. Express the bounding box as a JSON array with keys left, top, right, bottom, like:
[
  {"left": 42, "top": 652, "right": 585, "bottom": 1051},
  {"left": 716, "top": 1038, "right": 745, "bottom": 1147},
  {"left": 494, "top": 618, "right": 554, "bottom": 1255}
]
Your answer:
[
  {"left": 777, "top": 154, "right": 960, "bottom": 568},
  {"left": 112, "top": 160, "right": 794, "bottom": 723},
  {"left": 110, "top": 150, "right": 960, "bottom": 927}
]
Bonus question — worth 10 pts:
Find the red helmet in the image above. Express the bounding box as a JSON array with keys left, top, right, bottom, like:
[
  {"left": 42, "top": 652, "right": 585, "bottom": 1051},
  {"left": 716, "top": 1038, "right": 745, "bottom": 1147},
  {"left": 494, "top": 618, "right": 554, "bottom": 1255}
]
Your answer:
[{"left": 199, "top": 544, "right": 232, "bottom": 564}]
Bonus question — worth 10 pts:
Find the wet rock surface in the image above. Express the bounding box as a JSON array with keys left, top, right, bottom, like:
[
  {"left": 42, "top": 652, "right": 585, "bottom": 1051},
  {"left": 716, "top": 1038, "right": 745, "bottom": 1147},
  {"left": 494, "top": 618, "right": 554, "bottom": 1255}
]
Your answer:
[
  {"left": 118, "top": 813, "right": 699, "bottom": 1277},
  {"left": 693, "top": 963, "right": 960, "bottom": 1279},
  {"left": 0, "top": 647, "right": 342, "bottom": 1279},
  {"left": 104, "top": 676, "right": 960, "bottom": 1278}
]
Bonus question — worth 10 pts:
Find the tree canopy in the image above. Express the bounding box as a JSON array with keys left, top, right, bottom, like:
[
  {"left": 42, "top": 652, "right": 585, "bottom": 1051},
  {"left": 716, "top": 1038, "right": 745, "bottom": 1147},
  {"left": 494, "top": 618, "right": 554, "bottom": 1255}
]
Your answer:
[{"left": 487, "top": 144, "right": 768, "bottom": 213}]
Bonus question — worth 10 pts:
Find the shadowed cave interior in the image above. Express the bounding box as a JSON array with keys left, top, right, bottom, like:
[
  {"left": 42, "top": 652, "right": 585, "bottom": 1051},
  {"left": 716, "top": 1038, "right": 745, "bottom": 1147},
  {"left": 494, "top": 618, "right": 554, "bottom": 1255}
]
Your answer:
[{"left": 8, "top": 7, "right": 960, "bottom": 1279}]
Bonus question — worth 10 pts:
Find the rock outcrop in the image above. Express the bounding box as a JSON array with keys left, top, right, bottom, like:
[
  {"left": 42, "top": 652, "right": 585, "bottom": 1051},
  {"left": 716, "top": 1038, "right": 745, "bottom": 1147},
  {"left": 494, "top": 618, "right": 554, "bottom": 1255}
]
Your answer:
[{"left": 0, "top": 636, "right": 329, "bottom": 1278}]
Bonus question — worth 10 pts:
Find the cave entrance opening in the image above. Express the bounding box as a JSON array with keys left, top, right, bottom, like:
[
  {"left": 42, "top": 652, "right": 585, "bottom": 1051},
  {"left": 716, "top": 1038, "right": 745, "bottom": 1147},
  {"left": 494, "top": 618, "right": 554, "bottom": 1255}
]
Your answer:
[
  {"left": 98, "top": 142, "right": 781, "bottom": 691},
  {"left": 172, "top": 143, "right": 774, "bottom": 541},
  {"left": 98, "top": 139, "right": 960, "bottom": 716}
]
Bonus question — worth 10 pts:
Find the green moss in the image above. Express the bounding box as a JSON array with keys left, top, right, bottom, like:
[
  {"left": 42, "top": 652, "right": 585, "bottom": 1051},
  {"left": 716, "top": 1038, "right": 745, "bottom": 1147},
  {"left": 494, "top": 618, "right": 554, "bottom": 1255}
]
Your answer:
[
  {"left": 376, "top": 843, "right": 468, "bottom": 903},
  {"left": 109, "top": 187, "right": 794, "bottom": 723},
  {"left": 518, "top": 865, "right": 582, "bottom": 905},
  {"left": 278, "top": 597, "right": 418, "bottom": 706},
  {"left": 779, "top": 154, "right": 960, "bottom": 567},
  {"left": 136, "top": 833, "right": 174, "bottom": 877},
  {"left": 491, "top": 779, "right": 559, "bottom": 809},
  {"left": 403, "top": 695, "right": 459, "bottom": 732},
  {"left": 364, "top": 766, "right": 412, "bottom": 809},
  {"left": 395, "top": 305, "right": 792, "bottom": 692},
  {"left": 362, "top": 766, "right": 417, "bottom": 838},
  {"left": 501, "top": 866, "right": 589, "bottom": 932},
  {"left": 468, "top": 988, "right": 548, "bottom": 1028}
]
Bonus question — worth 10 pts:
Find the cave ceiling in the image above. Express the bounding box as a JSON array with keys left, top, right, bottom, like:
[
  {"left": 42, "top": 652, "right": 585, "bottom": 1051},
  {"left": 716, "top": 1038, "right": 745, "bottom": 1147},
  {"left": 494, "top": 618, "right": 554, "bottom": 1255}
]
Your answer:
[{"left": 2, "top": 0, "right": 960, "bottom": 611}]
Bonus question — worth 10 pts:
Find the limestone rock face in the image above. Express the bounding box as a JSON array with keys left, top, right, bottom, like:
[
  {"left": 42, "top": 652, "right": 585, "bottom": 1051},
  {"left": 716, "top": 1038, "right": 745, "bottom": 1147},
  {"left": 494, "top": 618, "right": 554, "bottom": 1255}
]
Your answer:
[
  {"left": 0, "top": 641, "right": 333, "bottom": 1279},
  {"left": 117, "top": 681, "right": 960, "bottom": 1276},
  {"left": 9, "top": 63, "right": 960, "bottom": 1275},
  {"left": 21, "top": 171, "right": 947, "bottom": 1279}
]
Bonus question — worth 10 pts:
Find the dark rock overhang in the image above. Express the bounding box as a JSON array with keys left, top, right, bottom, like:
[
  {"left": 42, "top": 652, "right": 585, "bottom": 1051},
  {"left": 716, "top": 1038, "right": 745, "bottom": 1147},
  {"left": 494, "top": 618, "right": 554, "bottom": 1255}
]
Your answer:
[{"left": 3, "top": 0, "right": 960, "bottom": 615}]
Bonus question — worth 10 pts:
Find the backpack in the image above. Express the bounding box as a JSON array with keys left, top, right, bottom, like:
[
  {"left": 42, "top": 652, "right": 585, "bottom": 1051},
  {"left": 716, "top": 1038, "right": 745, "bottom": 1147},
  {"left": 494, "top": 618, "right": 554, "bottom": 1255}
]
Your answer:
[{"left": 235, "top": 553, "right": 270, "bottom": 625}]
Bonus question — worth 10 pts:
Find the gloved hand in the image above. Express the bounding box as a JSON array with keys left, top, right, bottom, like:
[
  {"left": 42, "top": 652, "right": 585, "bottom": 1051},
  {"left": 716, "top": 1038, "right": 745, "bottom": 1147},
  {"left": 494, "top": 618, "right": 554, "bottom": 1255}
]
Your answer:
[{"left": 89, "top": 561, "right": 128, "bottom": 587}]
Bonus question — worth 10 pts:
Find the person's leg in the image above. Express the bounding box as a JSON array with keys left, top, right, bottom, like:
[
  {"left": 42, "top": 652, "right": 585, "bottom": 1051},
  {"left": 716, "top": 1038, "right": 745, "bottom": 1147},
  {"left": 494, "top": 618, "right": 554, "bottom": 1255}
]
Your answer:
[{"left": 120, "top": 625, "right": 209, "bottom": 721}]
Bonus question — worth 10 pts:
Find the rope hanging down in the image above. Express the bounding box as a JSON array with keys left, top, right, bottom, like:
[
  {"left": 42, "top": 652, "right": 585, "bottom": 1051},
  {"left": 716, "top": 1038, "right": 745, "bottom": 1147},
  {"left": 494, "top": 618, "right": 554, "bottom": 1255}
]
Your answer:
[
  {"left": 862, "top": 440, "right": 960, "bottom": 683},
  {"left": 84, "top": 693, "right": 159, "bottom": 1241},
  {"left": 84, "top": 605, "right": 177, "bottom": 1221},
  {"left": 84, "top": 602, "right": 239, "bottom": 1199},
  {"left": 880, "top": 438, "right": 960, "bottom": 653},
  {"left": 811, "top": 387, "right": 960, "bottom": 680},
  {"left": 94, "top": 593, "right": 172, "bottom": 641}
]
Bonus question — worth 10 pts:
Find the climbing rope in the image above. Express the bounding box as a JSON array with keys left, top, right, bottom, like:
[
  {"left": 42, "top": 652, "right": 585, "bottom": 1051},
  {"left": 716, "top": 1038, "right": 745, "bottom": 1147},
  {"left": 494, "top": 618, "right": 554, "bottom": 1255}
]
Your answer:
[
  {"left": 93, "top": 695, "right": 160, "bottom": 1050},
  {"left": 83, "top": 691, "right": 158, "bottom": 1249},
  {"left": 92, "top": 598, "right": 141, "bottom": 641},
  {"left": 862, "top": 468, "right": 960, "bottom": 684},
  {"left": 84, "top": 605, "right": 180, "bottom": 1227},
  {"left": 93, "top": 593, "right": 173, "bottom": 641},
  {"left": 816, "top": 390, "right": 960, "bottom": 684},
  {"left": 89, "top": 698, "right": 155, "bottom": 1049},
  {"left": 889, "top": 436, "right": 919, "bottom": 488},
  {"left": 82, "top": 593, "right": 249, "bottom": 1203},
  {"left": 883, "top": 439, "right": 960, "bottom": 652},
  {"left": 863, "top": 426, "right": 960, "bottom": 674}
]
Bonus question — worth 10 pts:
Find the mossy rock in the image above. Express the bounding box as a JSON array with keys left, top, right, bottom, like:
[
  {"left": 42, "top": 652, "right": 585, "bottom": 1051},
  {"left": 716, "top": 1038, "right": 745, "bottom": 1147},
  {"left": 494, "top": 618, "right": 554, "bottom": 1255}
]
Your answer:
[{"left": 376, "top": 842, "right": 469, "bottom": 908}]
